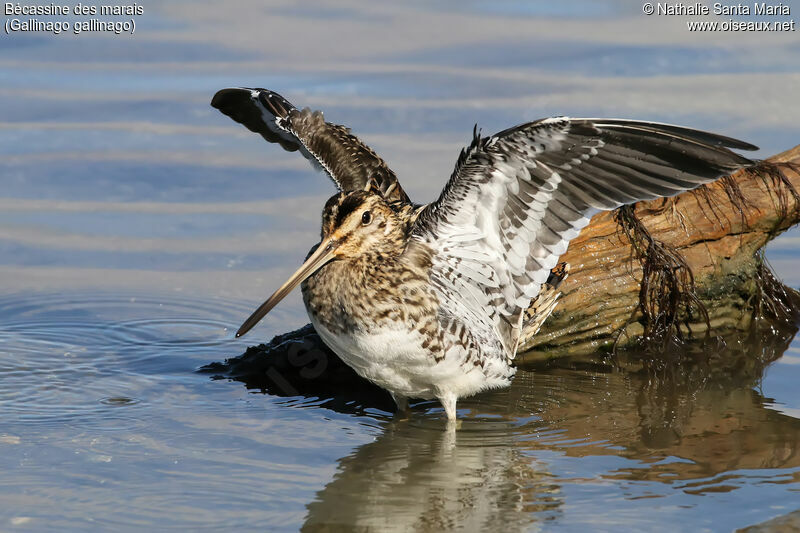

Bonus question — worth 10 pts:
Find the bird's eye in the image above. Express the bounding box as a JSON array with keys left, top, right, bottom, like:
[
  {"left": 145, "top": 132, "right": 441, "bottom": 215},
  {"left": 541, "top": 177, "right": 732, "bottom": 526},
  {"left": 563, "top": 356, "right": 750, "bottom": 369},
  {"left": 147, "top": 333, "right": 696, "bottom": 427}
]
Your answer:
[{"left": 361, "top": 210, "right": 373, "bottom": 225}]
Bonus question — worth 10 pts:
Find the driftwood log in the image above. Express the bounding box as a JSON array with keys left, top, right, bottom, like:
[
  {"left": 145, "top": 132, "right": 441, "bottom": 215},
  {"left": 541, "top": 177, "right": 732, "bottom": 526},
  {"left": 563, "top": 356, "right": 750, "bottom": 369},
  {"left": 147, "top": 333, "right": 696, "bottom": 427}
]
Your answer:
[
  {"left": 203, "top": 145, "right": 800, "bottom": 395},
  {"left": 519, "top": 145, "right": 800, "bottom": 361}
]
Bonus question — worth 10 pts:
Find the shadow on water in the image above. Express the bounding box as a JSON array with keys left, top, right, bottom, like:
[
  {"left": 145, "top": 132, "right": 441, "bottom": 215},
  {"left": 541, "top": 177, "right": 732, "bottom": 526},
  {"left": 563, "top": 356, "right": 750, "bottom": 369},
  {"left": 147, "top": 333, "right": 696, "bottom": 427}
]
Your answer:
[
  {"left": 200, "top": 324, "right": 396, "bottom": 415},
  {"left": 201, "top": 288, "right": 800, "bottom": 531}
]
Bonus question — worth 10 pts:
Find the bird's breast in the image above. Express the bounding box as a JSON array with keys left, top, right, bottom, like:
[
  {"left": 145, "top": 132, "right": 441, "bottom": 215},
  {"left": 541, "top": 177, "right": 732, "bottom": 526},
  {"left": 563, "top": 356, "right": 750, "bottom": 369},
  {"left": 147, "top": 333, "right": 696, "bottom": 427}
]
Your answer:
[{"left": 300, "top": 254, "right": 436, "bottom": 337}]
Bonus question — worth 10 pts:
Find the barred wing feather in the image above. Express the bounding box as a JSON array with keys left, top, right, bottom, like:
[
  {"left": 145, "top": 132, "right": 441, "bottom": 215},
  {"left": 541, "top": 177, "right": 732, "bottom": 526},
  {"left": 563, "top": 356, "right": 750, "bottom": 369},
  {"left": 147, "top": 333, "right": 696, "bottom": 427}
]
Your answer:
[
  {"left": 412, "top": 118, "right": 757, "bottom": 358},
  {"left": 211, "top": 87, "right": 410, "bottom": 205}
]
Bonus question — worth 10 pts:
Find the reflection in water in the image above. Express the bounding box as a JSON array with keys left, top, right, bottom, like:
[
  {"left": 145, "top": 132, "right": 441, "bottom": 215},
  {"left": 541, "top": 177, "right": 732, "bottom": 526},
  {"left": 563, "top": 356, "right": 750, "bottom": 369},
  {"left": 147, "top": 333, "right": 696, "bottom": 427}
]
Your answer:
[
  {"left": 523, "top": 317, "right": 800, "bottom": 483},
  {"left": 303, "top": 420, "right": 557, "bottom": 532},
  {"left": 209, "top": 314, "right": 800, "bottom": 531}
]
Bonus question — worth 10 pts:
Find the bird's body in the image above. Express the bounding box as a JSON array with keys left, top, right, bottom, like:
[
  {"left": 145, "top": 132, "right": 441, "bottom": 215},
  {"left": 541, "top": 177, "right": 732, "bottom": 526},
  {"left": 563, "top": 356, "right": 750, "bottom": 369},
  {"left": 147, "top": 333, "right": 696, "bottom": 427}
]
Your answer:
[
  {"left": 300, "top": 208, "right": 515, "bottom": 417},
  {"left": 212, "top": 87, "right": 758, "bottom": 421}
]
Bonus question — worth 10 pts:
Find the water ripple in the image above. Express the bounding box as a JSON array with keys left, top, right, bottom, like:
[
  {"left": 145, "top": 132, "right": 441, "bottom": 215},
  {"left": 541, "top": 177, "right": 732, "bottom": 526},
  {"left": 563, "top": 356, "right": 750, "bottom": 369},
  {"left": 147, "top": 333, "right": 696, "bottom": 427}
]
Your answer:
[
  {"left": 106, "top": 317, "right": 232, "bottom": 349},
  {"left": 0, "top": 290, "right": 252, "bottom": 428}
]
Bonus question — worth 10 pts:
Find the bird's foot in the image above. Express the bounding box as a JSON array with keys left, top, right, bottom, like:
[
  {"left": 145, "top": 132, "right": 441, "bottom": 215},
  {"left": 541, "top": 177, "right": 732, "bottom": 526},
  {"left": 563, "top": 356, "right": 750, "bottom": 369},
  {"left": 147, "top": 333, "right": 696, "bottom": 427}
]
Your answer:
[{"left": 391, "top": 393, "right": 410, "bottom": 419}]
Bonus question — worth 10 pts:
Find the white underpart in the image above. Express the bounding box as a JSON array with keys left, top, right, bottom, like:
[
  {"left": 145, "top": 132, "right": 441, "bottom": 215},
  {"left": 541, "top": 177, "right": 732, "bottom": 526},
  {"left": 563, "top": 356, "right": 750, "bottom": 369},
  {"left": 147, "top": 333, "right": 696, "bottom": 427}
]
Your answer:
[{"left": 309, "top": 315, "right": 513, "bottom": 402}]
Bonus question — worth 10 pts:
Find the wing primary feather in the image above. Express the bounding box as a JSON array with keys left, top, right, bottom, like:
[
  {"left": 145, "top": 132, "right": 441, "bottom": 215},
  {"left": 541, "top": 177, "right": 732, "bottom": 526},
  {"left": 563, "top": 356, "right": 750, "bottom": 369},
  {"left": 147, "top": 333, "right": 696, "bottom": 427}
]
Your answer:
[{"left": 584, "top": 119, "right": 759, "bottom": 151}]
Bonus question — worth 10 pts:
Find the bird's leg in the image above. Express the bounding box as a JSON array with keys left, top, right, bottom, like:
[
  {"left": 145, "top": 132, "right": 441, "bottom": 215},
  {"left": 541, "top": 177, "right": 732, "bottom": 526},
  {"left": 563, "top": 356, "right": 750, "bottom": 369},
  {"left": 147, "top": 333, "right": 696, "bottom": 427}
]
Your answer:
[
  {"left": 391, "top": 393, "right": 409, "bottom": 418},
  {"left": 439, "top": 393, "right": 458, "bottom": 422}
]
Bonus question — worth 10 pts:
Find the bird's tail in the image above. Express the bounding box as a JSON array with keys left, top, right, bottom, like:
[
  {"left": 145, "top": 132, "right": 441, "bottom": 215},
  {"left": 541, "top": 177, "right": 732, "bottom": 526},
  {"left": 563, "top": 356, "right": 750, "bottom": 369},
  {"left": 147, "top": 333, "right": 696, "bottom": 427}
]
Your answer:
[{"left": 518, "top": 262, "right": 570, "bottom": 349}]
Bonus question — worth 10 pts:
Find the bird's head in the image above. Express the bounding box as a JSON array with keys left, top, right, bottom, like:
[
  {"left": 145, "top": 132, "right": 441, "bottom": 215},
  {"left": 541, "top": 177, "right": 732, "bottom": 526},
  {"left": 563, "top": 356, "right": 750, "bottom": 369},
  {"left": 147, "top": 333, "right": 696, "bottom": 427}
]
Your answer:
[
  {"left": 318, "top": 184, "right": 404, "bottom": 257},
  {"left": 235, "top": 180, "right": 404, "bottom": 337}
]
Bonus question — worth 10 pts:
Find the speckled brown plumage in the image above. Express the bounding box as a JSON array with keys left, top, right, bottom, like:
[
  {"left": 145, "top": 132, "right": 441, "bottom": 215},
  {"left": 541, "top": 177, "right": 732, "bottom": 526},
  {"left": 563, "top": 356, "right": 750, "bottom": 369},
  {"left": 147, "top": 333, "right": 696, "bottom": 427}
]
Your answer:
[
  {"left": 301, "top": 190, "right": 445, "bottom": 355},
  {"left": 214, "top": 87, "right": 758, "bottom": 421}
]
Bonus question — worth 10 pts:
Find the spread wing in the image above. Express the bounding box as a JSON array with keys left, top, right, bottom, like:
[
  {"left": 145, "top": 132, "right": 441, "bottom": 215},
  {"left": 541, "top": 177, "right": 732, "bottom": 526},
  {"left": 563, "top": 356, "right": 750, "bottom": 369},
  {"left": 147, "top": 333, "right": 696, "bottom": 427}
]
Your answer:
[
  {"left": 211, "top": 87, "right": 410, "bottom": 205},
  {"left": 411, "top": 118, "right": 757, "bottom": 358}
]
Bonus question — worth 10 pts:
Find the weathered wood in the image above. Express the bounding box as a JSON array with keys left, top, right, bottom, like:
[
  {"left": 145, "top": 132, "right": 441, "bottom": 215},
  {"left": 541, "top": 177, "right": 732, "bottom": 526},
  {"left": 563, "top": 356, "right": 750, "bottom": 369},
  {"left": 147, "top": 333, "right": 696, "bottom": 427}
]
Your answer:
[{"left": 518, "top": 146, "right": 800, "bottom": 361}]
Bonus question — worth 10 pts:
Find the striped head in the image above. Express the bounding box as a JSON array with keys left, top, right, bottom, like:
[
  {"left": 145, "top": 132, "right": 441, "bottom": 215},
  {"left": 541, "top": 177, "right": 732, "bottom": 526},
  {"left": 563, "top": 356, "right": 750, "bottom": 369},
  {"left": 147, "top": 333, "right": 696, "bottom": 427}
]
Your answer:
[
  {"left": 235, "top": 181, "right": 405, "bottom": 337},
  {"left": 318, "top": 187, "right": 405, "bottom": 259}
]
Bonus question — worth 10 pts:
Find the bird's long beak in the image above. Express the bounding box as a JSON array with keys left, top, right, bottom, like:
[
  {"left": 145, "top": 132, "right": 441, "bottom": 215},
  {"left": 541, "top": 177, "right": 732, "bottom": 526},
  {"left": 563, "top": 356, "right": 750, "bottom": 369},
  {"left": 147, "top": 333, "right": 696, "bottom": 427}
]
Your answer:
[{"left": 236, "top": 237, "right": 339, "bottom": 338}]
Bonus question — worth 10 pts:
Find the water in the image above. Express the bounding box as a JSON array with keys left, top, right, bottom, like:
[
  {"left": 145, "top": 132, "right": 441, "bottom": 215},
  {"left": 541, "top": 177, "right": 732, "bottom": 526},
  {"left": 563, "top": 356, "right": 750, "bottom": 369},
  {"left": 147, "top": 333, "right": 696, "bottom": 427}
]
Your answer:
[{"left": 2, "top": 1, "right": 799, "bottom": 530}]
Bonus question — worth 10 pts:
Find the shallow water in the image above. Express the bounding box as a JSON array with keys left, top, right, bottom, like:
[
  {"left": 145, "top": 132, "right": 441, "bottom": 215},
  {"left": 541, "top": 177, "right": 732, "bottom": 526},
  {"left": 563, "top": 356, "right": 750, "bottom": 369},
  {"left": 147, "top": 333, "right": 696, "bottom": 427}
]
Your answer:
[{"left": 2, "top": 1, "right": 800, "bottom": 531}]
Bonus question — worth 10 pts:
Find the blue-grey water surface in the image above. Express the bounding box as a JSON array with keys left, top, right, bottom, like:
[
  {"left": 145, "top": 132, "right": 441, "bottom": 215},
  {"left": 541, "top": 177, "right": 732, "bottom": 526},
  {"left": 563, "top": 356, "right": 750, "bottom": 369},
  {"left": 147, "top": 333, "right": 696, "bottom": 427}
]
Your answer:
[{"left": 2, "top": 1, "right": 800, "bottom": 531}]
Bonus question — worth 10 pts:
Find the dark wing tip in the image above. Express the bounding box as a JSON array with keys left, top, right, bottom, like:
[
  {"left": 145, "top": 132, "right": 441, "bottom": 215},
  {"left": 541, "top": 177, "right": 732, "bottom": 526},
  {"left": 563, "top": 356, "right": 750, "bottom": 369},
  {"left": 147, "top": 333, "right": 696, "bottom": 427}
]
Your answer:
[
  {"left": 211, "top": 87, "right": 296, "bottom": 119},
  {"left": 587, "top": 118, "right": 759, "bottom": 152},
  {"left": 577, "top": 118, "right": 758, "bottom": 175},
  {"left": 211, "top": 87, "right": 300, "bottom": 151},
  {"left": 717, "top": 136, "right": 759, "bottom": 152},
  {"left": 211, "top": 87, "right": 267, "bottom": 135},
  {"left": 211, "top": 87, "right": 246, "bottom": 109}
]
